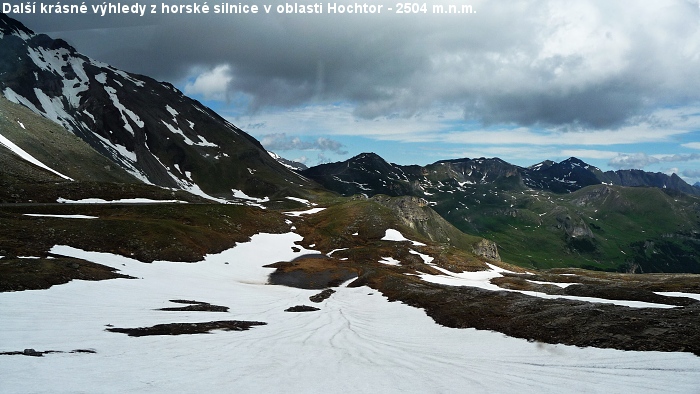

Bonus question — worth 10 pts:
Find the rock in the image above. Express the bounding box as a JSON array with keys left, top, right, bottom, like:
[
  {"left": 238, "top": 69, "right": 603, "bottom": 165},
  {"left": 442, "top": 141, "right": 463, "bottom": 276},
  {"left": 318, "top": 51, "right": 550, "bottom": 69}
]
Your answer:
[
  {"left": 473, "top": 239, "right": 501, "bottom": 261},
  {"left": 285, "top": 305, "right": 320, "bottom": 312},
  {"left": 23, "top": 348, "right": 42, "bottom": 357},
  {"left": 309, "top": 289, "right": 335, "bottom": 303}
]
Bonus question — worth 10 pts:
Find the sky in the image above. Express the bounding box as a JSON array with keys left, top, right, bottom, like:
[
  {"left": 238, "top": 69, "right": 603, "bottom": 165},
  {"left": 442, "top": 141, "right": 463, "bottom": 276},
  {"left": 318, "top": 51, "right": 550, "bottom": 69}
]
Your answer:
[{"left": 10, "top": 0, "right": 700, "bottom": 183}]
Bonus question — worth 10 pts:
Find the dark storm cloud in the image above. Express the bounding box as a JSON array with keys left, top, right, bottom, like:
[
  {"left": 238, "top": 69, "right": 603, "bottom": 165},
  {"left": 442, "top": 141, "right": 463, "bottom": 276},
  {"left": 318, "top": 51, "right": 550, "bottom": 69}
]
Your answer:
[{"left": 11, "top": 0, "right": 700, "bottom": 129}]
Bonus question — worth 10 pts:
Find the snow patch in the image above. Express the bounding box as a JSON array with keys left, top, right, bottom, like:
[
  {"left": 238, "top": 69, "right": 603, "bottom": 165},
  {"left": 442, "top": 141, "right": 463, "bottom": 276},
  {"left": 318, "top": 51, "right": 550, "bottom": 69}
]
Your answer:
[
  {"left": 23, "top": 214, "right": 98, "bottom": 219},
  {"left": 284, "top": 207, "right": 326, "bottom": 217},
  {"left": 231, "top": 190, "right": 269, "bottom": 205},
  {"left": 379, "top": 257, "right": 401, "bottom": 266},
  {"left": 57, "top": 198, "right": 187, "bottom": 204},
  {"left": 285, "top": 196, "right": 317, "bottom": 206},
  {"left": 381, "top": 229, "right": 426, "bottom": 246},
  {"left": 419, "top": 264, "right": 678, "bottom": 309},
  {"left": 0, "top": 132, "right": 73, "bottom": 180},
  {"left": 409, "top": 249, "right": 434, "bottom": 264}
]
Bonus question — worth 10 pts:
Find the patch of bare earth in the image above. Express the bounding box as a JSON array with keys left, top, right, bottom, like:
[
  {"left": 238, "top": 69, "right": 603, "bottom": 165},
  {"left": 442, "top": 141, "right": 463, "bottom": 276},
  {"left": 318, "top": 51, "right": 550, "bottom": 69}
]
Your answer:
[
  {"left": 157, "top": 300, "right": 229, "bottom": 312},
  {"left": 106, "top": 321, "right": 266, "bottom": 337},
  {"left": 0, "top": 257, "right": 133, "bottom": 292}
]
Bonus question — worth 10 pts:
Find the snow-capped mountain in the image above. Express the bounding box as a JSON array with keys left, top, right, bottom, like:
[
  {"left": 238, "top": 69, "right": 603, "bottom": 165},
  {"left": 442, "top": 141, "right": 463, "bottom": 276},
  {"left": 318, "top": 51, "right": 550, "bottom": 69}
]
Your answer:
[{"left": 0, "top": 14, "right": 317, "bottom": 200}]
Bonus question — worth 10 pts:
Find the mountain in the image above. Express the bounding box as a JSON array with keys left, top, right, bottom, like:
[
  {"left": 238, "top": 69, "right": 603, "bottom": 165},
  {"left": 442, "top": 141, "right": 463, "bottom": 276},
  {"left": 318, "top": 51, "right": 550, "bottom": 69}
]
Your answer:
[
  {"left": 0, "top": 14, "right": 319, "bottom": 200},
  {"left": 302, "top": 153, "right": 700, "bottom": 273},
  {"left": 0, "top": 95, "right": 136, "bottom": 183},
  {"left": 268, "top": 151, "right": 308, "bottom": 171},
  {"left": 1, "top": 15, "right": 700, "bottom": 388},
  {"left": 302, "top": 153, "right": 700, "bottom": 197},
  {"left": 0, "top": 95, "right": 215, "bottom": 204}
]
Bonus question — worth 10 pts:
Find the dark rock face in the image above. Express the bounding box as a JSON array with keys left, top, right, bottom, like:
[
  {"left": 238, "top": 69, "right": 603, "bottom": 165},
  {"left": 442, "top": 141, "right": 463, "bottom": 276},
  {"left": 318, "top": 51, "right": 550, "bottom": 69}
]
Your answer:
[{"left": 0, "top": 14, "right": 315, "bottom": 199}]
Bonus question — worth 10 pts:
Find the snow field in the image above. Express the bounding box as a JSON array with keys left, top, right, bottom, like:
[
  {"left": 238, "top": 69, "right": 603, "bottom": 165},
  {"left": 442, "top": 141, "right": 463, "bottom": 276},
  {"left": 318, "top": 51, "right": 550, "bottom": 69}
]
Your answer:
[{"left": 0, "top": 233, "right": 699, "bottom": 393}]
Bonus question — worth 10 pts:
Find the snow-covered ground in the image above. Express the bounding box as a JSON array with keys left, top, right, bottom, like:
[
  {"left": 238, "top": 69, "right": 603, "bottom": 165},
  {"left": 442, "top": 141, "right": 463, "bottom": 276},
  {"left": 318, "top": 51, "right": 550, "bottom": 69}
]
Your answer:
[{"left": 1, "top": 232, "right": 699, "bottom": 393}]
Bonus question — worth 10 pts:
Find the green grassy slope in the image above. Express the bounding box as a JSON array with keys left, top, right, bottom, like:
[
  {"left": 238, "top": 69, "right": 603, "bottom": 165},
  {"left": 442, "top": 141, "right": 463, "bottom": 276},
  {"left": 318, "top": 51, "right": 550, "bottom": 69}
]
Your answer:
[{"left": 432, "top": 184, "right": 700, "bottom": 272}]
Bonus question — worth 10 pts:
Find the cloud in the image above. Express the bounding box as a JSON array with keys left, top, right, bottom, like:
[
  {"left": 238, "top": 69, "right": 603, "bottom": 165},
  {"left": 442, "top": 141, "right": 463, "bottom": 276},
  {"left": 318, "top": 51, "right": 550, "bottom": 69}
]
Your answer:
[
  {"left": 20, "top": 0, "right": 700, "bottom": 130},
  {"left": 608, "top": 153, "right": 659, "bottom": 169},
  {"left": 316, "top": 153, "right": 332, "bottom": 164},
  {"left": 293, "top": 156, "right": 309, "bottom": 164},
  {"left": 682, "top": 168, "right": 700, "bottom": 179},
  {"left": 184, "top": 65, "right": 233, "bottom": 101},
  {"left": 234, "top": 103, "right": 698, "bottom": 148},
  {"left": 260, "top": 133, "right": 348, "bottom": 154},
  {"left": 683, "top": 142, "right": 700, "bottom": 150},
  {"left": 559, "top": 149, "right": 619, "bottom": 160},
  {"left": 608, "top": 152, "right": 700, "bottom": 169}
]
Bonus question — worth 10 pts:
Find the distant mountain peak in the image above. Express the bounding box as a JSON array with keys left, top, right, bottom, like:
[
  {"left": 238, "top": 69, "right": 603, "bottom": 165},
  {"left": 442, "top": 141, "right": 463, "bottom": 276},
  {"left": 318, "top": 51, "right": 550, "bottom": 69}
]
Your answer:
[
  {"left": 353, "top": 152, "right": 386, "bottom": 162},
  {"left": 561, "top": 157, "right": 587, "bottom": 166}
]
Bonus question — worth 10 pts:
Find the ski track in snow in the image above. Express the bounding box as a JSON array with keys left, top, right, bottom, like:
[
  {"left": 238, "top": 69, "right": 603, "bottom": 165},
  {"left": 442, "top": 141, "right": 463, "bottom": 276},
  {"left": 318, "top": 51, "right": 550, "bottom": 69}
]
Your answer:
[{"left": 1, "top": 232, "right": 699, "bottom": 393}]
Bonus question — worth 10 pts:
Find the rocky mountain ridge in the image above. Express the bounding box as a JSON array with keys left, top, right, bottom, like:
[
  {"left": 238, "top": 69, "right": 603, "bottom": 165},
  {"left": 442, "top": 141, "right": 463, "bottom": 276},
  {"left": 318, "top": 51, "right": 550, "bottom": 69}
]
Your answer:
[
  {"left": 302, "top": 153, "right": 700, "bottom": 273},
  {"left": 0, "top": 14, "right": 319, "bottom": 201},
  {"left": 302, "top": 152, "right": 700, "bottom": 197}
]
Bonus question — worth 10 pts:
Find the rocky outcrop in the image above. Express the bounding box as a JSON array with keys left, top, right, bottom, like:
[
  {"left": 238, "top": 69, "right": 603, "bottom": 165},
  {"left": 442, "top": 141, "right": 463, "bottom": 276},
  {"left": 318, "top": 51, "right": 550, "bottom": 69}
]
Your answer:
[
  {"left": 557, "top": 215, "right": 594, "bottom": 239},
  {"left": 371, "top": 195, "right": 501, "bottom": 261},
  {"left": 472, "top": 239, "right": 501, "bottom": 261}
]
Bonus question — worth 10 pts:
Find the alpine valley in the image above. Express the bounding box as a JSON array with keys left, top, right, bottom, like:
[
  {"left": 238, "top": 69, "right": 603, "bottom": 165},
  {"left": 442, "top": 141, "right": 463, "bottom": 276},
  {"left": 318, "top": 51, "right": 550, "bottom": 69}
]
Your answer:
[{"left": 1, "top": 13, "right": 700, "bottom": 393}]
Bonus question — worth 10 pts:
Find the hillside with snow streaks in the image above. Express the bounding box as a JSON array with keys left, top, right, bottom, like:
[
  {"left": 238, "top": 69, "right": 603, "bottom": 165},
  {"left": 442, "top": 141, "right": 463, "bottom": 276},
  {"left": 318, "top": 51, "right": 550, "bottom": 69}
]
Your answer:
[
  {"left": 1, "top": 232, "right": 699, "bottom": 393},
  {"left": 0, "top": 131, "right": 72, "bottom": 180},
  {"left": 0, "top": 14, "right": 318, "bottom": 200}
]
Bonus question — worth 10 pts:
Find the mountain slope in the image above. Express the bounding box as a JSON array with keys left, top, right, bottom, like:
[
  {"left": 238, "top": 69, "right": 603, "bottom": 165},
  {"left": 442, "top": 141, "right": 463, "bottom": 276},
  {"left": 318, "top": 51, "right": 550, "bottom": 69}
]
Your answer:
[
  {"left": 302, "top": 153, "right": 700, "bottom": 272},
  {"left": 0, "top": 14, "right": 320, "bottom": 200},
  {"left": 0, "top": 95, "right": 137, "bottom": 183}
]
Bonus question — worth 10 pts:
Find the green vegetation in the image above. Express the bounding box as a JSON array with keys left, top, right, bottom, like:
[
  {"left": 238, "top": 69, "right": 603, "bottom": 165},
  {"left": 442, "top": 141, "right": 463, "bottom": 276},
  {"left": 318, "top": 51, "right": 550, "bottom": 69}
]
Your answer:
[
  {"left": 431, "top": 184, "right": 700, "bottom": 273},
  {"left": 0, "top": 204, "right": 290, "bottom": 262}
]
